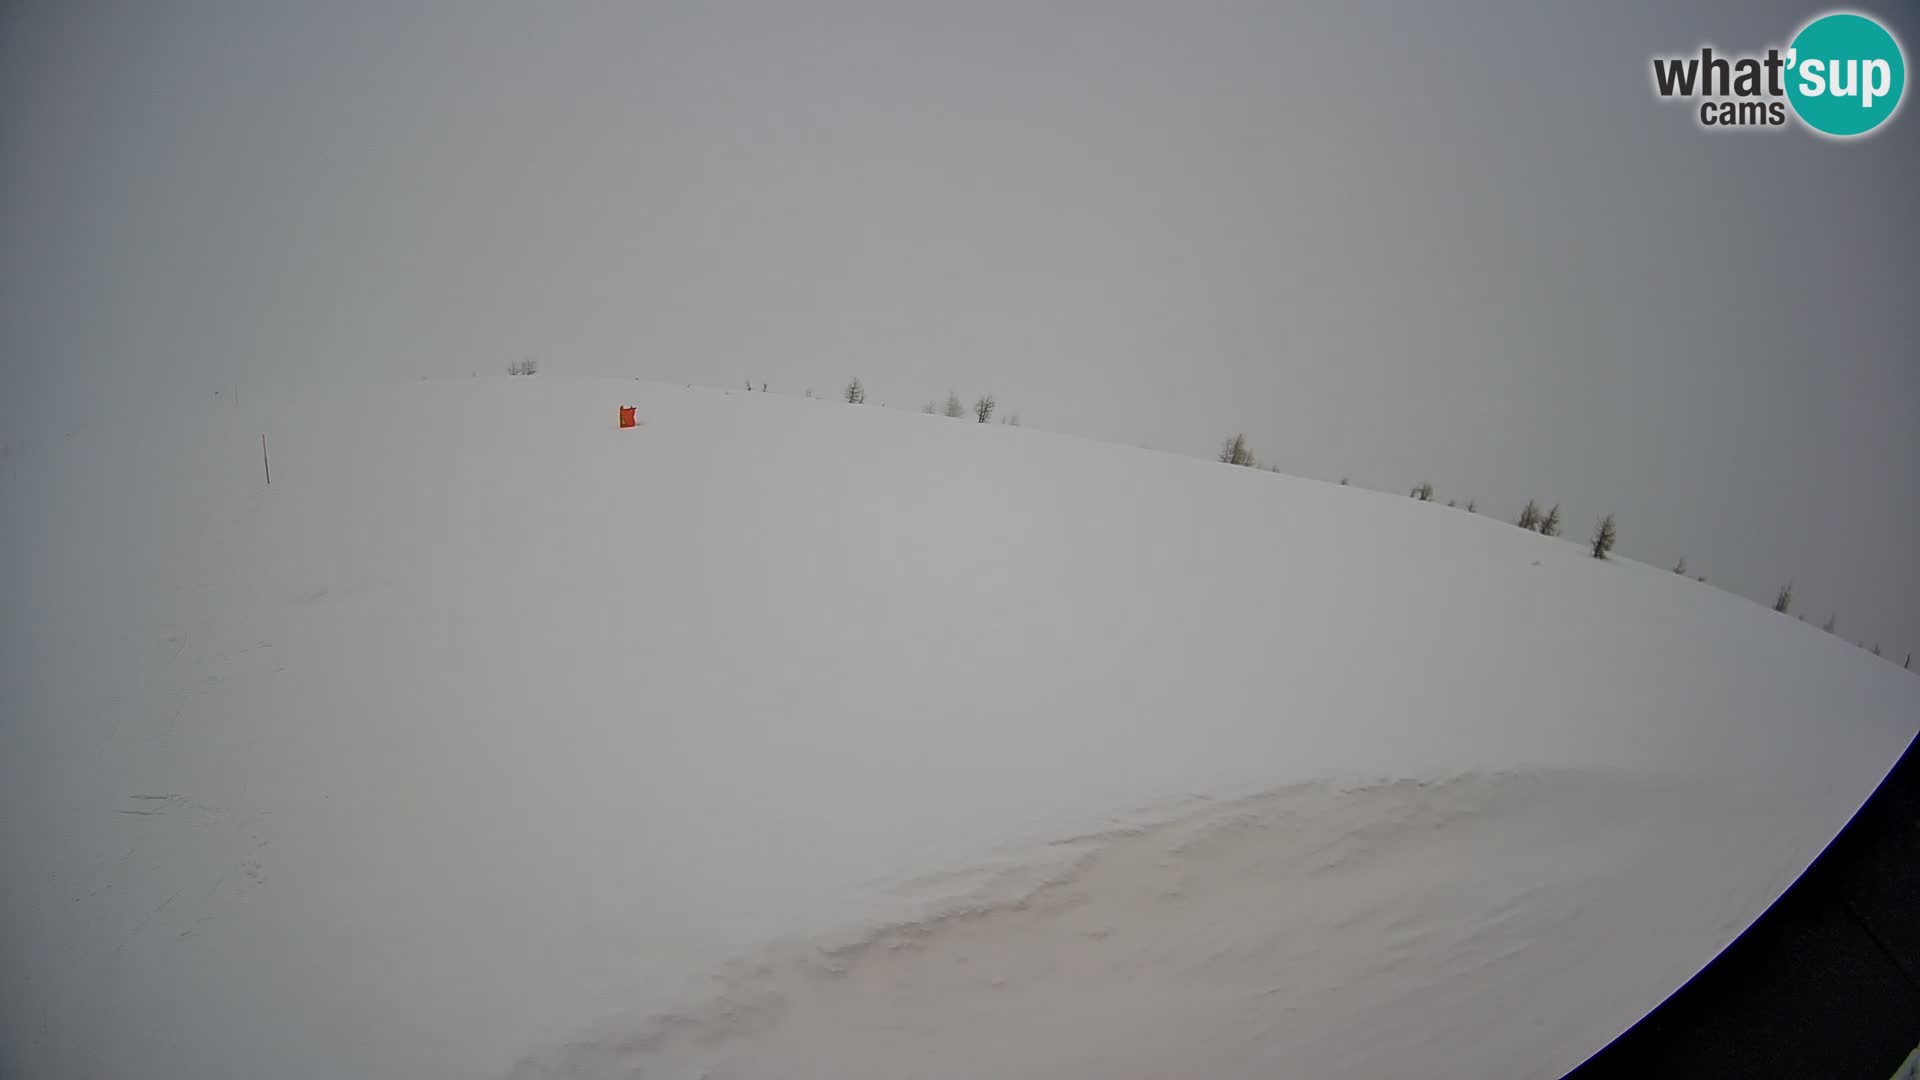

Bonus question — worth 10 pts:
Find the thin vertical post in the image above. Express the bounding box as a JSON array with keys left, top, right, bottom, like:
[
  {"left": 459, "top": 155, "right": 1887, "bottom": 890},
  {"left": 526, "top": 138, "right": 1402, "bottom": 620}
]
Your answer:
[{"left": 262, "top": 434, "right": 271, "bottom": 485}]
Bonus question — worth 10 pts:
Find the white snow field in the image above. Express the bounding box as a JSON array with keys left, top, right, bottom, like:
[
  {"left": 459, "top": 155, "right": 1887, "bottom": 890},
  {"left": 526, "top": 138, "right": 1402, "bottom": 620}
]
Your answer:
[{"left": 2, "top": 376, "right": 1915, "bottom": 1080}]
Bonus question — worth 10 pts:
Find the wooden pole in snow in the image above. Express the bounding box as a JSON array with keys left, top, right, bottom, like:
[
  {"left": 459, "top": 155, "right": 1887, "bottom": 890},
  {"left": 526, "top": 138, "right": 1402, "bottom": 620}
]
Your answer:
[{"left": 262, "top": 434, "right": 271, "bottom": 485}]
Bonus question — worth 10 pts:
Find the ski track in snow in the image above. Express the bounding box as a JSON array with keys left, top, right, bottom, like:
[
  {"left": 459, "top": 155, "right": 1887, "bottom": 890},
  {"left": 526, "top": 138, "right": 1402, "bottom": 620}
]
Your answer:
[{"left": 514, "top": 768, "right": 1776, "bottom": 1080}]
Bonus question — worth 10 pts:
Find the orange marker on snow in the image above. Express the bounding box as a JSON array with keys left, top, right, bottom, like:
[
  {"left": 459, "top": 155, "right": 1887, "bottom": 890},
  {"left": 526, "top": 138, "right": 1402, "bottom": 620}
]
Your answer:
[{"left": 618, "top": 406, "right": 637, "bottom": 429}]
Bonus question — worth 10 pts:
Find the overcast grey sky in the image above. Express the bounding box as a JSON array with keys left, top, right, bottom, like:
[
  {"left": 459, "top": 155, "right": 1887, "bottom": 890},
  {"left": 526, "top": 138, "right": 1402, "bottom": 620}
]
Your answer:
[{"left": 4, "top": 0, "right": 1916, "bottom": 656}]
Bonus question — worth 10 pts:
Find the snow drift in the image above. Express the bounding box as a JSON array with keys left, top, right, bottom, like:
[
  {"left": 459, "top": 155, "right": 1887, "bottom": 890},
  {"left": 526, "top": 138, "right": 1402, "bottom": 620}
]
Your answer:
[{"left": 2, "top": 377, "right": 1915, "bottom": 1079}]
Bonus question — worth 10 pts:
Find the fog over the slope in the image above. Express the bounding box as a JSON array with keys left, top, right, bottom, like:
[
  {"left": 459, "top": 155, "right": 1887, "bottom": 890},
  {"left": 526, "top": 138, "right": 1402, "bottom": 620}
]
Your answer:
[
  {"left": 3, "top": 0, "right": 1916, "bottom": 654},
  {"left": 3, "top": 378, "right": 1915, "bottom": 1079}
]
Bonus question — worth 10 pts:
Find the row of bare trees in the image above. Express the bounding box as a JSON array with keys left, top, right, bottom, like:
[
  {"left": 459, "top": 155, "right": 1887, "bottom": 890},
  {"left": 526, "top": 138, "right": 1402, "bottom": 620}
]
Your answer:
[
  {"left": 1217, "top": 457, "right": 1882, "bottom": 631},
  {"left": 839, "top": 378, "right": 1020, "bottom": 425},
  {"left": 1393, "top": 480, "right": 1619, "bottom": 560},
  {"left": 1766, "top": 586, "right": 1904, "bottom": 664},
  {"left": 1508, "top": 494, "right": 1613, "bottom": 558},
  {"left": 1216, "top": 433, "right": 1287, "bottom": 472},
  {"left": 1513, "top": 497, "right": 1616, "bottom": 558},
  {"left": 1422, "top": 482, "right": 1897, "bottom": 661},
  {"left": 917, "top": 391, "right": 1002, "bottom": 424}
]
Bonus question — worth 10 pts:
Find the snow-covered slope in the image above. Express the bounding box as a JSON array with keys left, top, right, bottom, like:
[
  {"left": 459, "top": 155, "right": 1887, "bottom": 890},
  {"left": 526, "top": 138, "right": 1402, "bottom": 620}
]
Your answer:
[{"left": 3, "top": 377, "right": 1914, "bottom": 1079}]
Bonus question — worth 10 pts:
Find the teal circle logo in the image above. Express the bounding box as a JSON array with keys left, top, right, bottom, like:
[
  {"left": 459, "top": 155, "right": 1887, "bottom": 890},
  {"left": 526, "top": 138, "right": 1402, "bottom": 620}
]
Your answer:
[{"left": 1786, "top": 12, "right": 1906, "bottom": 137}]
